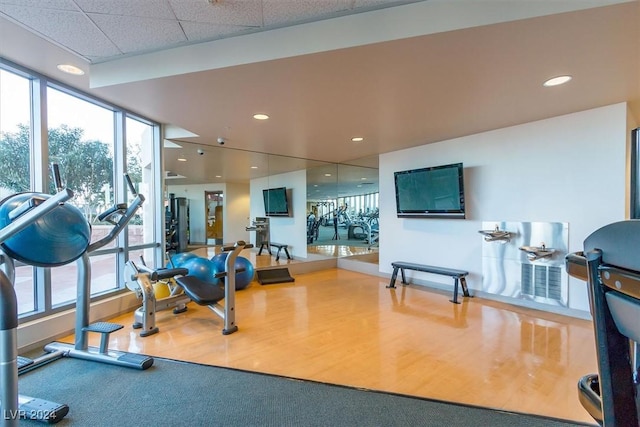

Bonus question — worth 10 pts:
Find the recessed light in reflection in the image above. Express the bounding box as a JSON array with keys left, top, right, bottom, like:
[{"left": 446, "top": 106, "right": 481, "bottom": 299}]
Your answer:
[{"left": 253, "top": 114, "right": 269, "bottom": 120}]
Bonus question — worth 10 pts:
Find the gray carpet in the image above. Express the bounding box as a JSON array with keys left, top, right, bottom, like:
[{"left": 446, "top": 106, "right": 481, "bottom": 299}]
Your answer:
[{"left": 18, "top": 356, "right": 592, "bottom": 426}]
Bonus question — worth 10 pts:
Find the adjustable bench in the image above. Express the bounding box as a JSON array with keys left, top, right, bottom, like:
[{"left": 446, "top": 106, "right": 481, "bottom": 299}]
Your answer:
[
  {"left": 387, "top": 261, "right": 471, "bottom": 304},
  {"left": 258, "top": 242, "right": 292, "bottom": 261}
]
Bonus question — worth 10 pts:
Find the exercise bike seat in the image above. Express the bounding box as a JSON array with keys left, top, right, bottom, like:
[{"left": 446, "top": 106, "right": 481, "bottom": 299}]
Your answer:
[{"left": 175, "top": 276, "right": 225, "bottom": 305}]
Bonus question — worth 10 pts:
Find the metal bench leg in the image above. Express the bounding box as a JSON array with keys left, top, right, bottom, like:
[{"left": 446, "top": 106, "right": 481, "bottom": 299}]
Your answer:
[
  {"left": 460, "top": 277, "right": 471, "bottom": 297},
  {"left": 400, "top": 268, "right": 407, "bottom": 284},
  {"left": 387, "top": 267, "right": 399, "bottom": 288},
  {"left": 450, "top": 277, "right": 461, "bottom": 304},
  {"left": 283, "top": 247, "right": 291, "bottom": 260},
  {"left": 275, "top": 247, "right": 281, "bottom": 261}
]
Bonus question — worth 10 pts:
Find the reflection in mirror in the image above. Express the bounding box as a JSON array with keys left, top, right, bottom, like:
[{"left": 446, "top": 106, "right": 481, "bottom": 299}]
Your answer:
[
  {"left": 163, "top": 139, "right": 379, "bottom": 260},
  {"left": 306, "top": 158, "right": 379, "bottom": 259}
]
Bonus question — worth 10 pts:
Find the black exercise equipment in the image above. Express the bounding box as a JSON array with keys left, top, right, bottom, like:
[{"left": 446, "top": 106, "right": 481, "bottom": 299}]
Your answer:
[
  {"left": 565, "top": 220, "right": 640, "bottom": 426},
  {"left": 257, "top": 242, "right": 291, "bottom": 261},
  {"left": 387, "top": 261, "right": 471, "bottom": 304},
  {"left": 256, "top": 268, "right": 295, "bottom": 285}
]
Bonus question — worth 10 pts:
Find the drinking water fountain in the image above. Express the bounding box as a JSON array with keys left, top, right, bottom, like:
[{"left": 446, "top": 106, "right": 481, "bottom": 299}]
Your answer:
[
  {"left": 478, "top": 225, "right": 513, "bottom": 243},
  {"left": 518, "top": 243, "right": 555, "bottom": 261}
]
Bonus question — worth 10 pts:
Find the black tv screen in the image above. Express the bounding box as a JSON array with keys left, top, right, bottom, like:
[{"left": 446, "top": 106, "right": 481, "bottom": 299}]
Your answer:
[
  {"left": 394, "top": 163, "right": 465, "bottom": 219},
  {"left": 263, "top": 187, "right": 290, "bottom": 217}
]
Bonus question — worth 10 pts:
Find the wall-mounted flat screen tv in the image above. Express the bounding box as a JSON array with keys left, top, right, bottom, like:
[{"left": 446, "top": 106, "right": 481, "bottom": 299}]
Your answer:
[
  {"left": 394, "top": 162, "right": 465, "bottom": 219},
  {"left": 263, "top": 187, "right": 290, "bottom": 217}
]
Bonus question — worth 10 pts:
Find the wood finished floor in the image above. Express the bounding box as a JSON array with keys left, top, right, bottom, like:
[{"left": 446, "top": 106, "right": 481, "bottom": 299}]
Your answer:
[{"left": 62, "top": 251, "right": 597, "bottom": 425}]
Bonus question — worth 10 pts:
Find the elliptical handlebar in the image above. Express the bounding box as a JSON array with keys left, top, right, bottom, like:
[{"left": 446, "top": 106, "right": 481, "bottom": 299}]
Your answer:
[{"left": 88, "top": 174, "right": 145, "bottom": 253}]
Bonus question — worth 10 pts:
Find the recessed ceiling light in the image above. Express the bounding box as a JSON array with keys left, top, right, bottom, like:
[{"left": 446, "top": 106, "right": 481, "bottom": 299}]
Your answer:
[
  {"left": 253, "top": 113, "right": 269, "bottom": 120},
  {"left": 215, "top": 175, "right": 222, "bottom": 178},
  {"left": 543, "top": 75, "right": 572, "bottom": 87},
  {"left": 177, "top": 157, "right": 187, "bottom": 162},
  {"left": 251, "top": 166, "right": 258, "bottom": 169},
  {"left": 57, "top": 64, "right": 85, "bottom": 75},
  {"left": 351, "top": 137, "right": 364, "bottom": 142},
  {"left": 324, "top": 173, "right": 332, "bottom": 177}
]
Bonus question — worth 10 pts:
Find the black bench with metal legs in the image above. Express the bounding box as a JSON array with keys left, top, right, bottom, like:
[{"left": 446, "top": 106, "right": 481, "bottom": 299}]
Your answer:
[
  {"left": 387, "top": 261, "right": 471, "bottom": 304},
  {"left": 258, "top": 242, "right": 291, "bottom": 261}
]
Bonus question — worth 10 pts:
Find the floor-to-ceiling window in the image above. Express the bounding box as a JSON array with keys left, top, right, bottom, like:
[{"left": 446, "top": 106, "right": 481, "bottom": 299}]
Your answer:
[
  {"left": 0, "top": 67, "right": 34, "bottom": 314},
  {"left": 46, "top": 85, "right": 118, "bottom": 302},
  {"left": 0, "top": 59, "right": 162, "bottom": 319}
]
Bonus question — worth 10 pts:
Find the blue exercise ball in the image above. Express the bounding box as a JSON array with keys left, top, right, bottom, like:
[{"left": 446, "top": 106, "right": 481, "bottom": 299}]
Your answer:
[
  {"left": 0, "top": 192, "right": 90, "bottom": 267},
  {"left": 167, "top": 252, "right": 198, "bottom": 268},
  {"left": 210, "top": 253, "right": 254, "bottom": 290},
  {"left": 182, "top": 256, "right": 218, "bottom": 284}
]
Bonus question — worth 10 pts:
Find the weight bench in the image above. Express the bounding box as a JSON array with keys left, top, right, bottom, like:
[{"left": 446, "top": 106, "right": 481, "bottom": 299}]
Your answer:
[
  {"left": 387, "top": 261, "right": 471, "bottom": 304},
  {"left": 258, "top": 242, "right": 291, "bottom": 261}
]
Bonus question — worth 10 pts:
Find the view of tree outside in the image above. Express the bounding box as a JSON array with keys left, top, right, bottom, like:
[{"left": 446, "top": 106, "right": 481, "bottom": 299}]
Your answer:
[
  {"left": 0, "top": 68, "right": 34, "bottom": 313},
  {"left": 0, "top": 123, "right": 114, "bottom": 222},
  {"left": 0, "top": 63, "right": 161, "bottom": 315}
]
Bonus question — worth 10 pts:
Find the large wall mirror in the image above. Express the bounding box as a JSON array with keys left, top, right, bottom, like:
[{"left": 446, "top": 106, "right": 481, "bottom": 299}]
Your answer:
[{"left": 163, "top": 139, "right": 378, "bottom": 260}]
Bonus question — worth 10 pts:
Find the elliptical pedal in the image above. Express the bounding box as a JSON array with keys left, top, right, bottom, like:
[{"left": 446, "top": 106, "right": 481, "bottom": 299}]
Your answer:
[
  {"left": 17, "top": 355, "right": 34, "bottom": 370},
  {"left": 82, "top": 321, "right": 123, "bottom": 354}
]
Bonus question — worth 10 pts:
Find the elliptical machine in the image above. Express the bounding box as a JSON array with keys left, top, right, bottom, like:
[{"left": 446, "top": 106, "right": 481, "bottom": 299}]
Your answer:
[
  {"left": 42, "top": 174, "right": 153, "bottom": 369},
  {"left": 0, "top": 164, "right": 72, "bottom": 424}
]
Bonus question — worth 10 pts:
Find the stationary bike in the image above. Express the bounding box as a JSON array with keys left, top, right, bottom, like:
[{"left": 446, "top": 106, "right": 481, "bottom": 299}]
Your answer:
[{"left": 124, "top": 257, "right": 191, "bottom": 337}]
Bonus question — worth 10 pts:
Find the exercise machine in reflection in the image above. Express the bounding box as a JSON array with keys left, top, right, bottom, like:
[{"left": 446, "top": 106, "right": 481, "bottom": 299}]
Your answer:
[
  {"left": 20, "top": 174, "right": 154, "bottom": 372},
  {"left": 565, "top": 220, "right": 640, "bottom": 426},
  {"left": 126, "top": 241, "right": 253, "bottom": 336},
  {"left": 0, "top": 164, "right": 74, "bottom": 424}
]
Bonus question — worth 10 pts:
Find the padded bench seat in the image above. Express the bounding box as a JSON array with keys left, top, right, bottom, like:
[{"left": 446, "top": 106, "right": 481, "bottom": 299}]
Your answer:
[
  {"left": 387, "top": 261, "right": 471, "bottom": 304},
  {"left": 258, "top": 242, "right": 291, "bottom": 261}
]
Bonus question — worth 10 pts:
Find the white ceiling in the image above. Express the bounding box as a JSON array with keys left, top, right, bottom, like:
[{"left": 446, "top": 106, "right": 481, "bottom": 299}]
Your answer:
[{"left": 1, "top": 0, "right": 639, "bottom": 197}]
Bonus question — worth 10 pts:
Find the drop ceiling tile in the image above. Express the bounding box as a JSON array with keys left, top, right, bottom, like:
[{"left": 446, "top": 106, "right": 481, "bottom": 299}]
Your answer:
[
  {"left": 180, "top": 21, "right": 254, "bottom": 43},
  {"left": 0, "top": 4, "right": 120, "bottom": 57},
  {"left": 262, "top": 0, "right": 347, "bottom": 27},
  {"left": 88, "top": 13, "right": 187, "bottom": 54},
  {"left": 74, "top": 0, "right": 177, "bottom": 20},
  {"left": 168, "top": 0, "right": 262, "bottom": 26},
  {"left": 0, "top": 0, "right": 78, "bottom": 11}
]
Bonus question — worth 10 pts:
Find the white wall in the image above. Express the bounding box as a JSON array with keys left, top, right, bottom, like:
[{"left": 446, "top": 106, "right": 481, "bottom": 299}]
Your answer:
[
  {"left": 167, "top": 182, "right": 250, "bottom": 245},
  {"left": 250, "top": 169, "right": 308, "bottom": 258},
  {"left": 224, "top": 182, "right": 251, "bottom": 243},
  {"left": 379, "top": 103, "right": 629, "bottom": 314}
]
